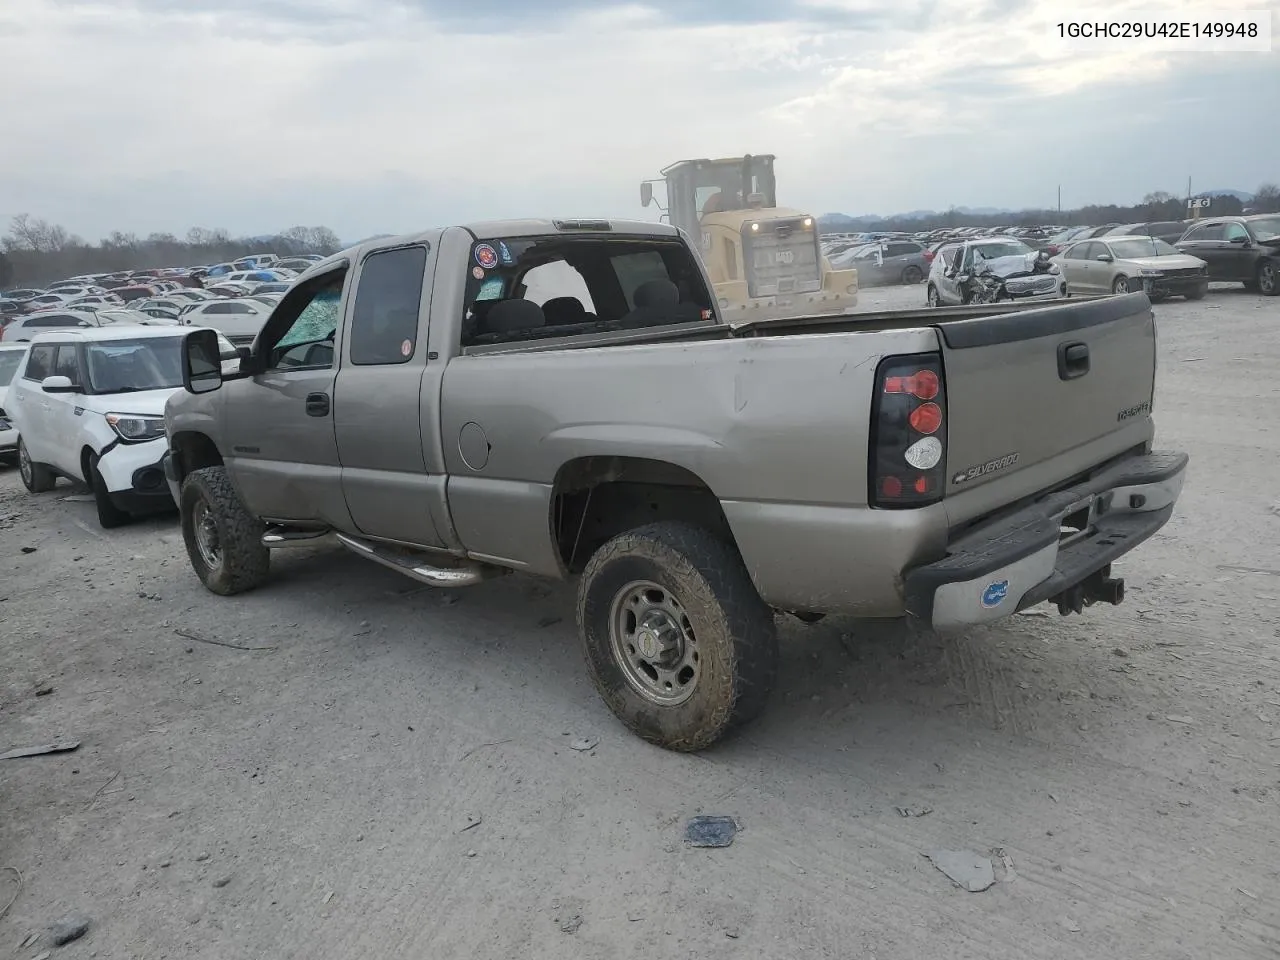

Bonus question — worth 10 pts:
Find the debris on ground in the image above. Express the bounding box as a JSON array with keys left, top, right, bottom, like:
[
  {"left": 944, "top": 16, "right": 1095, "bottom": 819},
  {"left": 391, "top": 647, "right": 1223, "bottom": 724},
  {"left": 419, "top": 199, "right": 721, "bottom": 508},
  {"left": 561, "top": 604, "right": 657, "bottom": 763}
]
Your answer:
[
  {"left": 194, "top": 852, "right": 210, "bottom": 862},
  {"left": 685, "top": 815, "right": 739, "bottom": 848},
  {"left": 458, "top": 814, "right": 482, "bottom": 832},
  {"left": 20, "top": 546, "right": 36, "bottom": 554},
  {"left": 895, "top": 805, "right": 933, "bottom": 818},
  {"left": 212, "top": 875, "right": 232, "bottom": 888},
  {"left": 322, "top": 890, "right": 335, "bottom": 904},
  {"left": 1062, "top": 916, "right": 1082, "bottom": 933},
  {"left": 1167, "top": 715, "right": 1195, "bottom": 725},
  {"left": 569, "top": 736, "right": 598, "bottom": 752},
  {"left": 536, "top": 616, "right": 561, "bottom": 628},
  {"left": 559, "top": 915, "right": 583, "bottom": 934},
  {"left": 174, "top": 628, "right": 277, "bottom": 653},
  {"left": 924, "top": 850, "right": 995, "bottom": 892},
  {"left": 34, "top": 683, "right": 53, "bottom": 697},
  {"left": 993, "top": 847, "right": 1018, "bottom": 882},
  {"left": 0, "top": 739, "right": 80, "bottom": 761},
  {"left": 48, "top": 913, "right": 91, "bottom": 946}
]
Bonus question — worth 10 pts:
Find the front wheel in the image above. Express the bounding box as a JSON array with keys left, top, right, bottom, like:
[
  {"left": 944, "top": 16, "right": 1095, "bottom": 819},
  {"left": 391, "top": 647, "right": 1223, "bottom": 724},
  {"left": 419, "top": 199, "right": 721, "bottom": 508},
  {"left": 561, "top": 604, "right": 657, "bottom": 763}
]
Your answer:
[
  {"left": 88, "top": 453, "right": 129, "bottom": 529},
  {"left": 577, "top": 521, "right": 779, "bottom": 751},
  {"left": 1185, "top": 282, "right": 1207, "bottom": 300},
  {"left": 180, "top": 466, "right": 270, "bottom": 595},
  {"left": 17, "top": 437, "right": 55, "bottom": 493},
  {"left": 901, "top": 265, "right": 923, "bottom": 285},
  {"left": 1258, "top": 260, "right": 1278, "bottom": 296},
  {"left": 1112, "top": 275, "right": 1130, "bottom": 295}
]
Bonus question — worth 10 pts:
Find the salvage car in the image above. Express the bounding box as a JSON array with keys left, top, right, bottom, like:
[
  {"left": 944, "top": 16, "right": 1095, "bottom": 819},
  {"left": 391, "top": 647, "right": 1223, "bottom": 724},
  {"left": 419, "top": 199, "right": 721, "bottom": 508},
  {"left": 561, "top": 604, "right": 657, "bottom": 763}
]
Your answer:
[
  {"left": 7, "top": 326, "right": 240, "bottom": 527},
  {"left": 1055, "top": 236, "right": 1208, "bottom": 300},
  {"left": 927, "top": 238, "right": 1066, "bottom": 306},
  {"left": 163, "top": 218, "right": 1188, "bottom": 751},
  {"left": 1175, "top": 215, "right": 1280, "bottom": 295}
]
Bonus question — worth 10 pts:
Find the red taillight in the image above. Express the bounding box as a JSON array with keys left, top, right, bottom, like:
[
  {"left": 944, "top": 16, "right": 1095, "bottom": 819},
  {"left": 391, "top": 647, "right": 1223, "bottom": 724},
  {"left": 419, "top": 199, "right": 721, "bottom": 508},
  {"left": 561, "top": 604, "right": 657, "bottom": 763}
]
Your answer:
[
  {"left": 884, "top": 369, "right": 939, "bottom": 399},
  {"left": 909, "top": 402, "right": 942, "bottom": 434},
  {"left": 869, "top": 353, "right": 947, "bottom": 508}
]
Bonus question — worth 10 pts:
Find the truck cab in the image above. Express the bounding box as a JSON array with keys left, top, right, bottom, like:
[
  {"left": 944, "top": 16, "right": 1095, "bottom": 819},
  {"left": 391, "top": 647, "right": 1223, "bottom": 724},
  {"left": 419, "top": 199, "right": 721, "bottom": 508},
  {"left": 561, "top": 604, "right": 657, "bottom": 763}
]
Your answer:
[{"left": 641, "top": 155, "right": 858, "bottom": 321}]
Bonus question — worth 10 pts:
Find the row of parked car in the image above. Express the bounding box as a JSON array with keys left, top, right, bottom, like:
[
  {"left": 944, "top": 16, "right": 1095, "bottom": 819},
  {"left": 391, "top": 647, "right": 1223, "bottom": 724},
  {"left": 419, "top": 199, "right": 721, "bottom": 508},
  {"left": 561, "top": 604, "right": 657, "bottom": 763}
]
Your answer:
[
  {"left": 820, "top": 215, "right": 1280, "bottom": 296},
  {"left": 0, "top": 251, "right": 325, "bottom": 345},
  {"left": 920, "top": 214, "right": 1280, "bottom": 307}
]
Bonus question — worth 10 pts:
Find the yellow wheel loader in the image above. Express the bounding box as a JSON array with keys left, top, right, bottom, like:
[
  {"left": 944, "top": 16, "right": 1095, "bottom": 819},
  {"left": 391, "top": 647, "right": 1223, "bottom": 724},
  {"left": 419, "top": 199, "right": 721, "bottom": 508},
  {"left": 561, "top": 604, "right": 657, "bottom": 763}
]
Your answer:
[{"left": 640, "top": 154, "right": 857, "bottom": 320}]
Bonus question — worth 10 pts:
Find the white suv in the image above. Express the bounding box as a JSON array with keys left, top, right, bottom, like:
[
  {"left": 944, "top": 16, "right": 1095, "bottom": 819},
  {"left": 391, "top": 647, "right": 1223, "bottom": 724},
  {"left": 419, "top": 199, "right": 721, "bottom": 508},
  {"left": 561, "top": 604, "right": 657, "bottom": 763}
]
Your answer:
[{"left": 6, "top": 326, "right": 239, "bottom": 527}]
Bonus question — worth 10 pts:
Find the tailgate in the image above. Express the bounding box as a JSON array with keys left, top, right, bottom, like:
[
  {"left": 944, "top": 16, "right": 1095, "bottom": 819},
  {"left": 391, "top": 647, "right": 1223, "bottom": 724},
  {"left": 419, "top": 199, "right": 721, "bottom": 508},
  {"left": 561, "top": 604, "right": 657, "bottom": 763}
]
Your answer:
[{"left": 937, "top": 293, "right": 1155, "bottom": 494}]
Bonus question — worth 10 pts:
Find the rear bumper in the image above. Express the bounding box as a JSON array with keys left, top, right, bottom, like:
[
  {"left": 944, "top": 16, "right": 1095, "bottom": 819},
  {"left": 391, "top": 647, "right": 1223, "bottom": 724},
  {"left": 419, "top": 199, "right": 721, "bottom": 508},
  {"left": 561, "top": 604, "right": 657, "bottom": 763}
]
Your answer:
[{"left": 904, "top": 450, "right": 1188, "bottom": 630}]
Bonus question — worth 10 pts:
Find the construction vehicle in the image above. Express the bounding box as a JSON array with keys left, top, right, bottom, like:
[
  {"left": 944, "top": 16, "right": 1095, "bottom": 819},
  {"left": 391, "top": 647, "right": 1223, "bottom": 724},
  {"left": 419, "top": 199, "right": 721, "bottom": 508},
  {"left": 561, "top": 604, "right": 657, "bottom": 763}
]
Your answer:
[{"left": 640, "top": 154, "right": 857, "bottom": 320}]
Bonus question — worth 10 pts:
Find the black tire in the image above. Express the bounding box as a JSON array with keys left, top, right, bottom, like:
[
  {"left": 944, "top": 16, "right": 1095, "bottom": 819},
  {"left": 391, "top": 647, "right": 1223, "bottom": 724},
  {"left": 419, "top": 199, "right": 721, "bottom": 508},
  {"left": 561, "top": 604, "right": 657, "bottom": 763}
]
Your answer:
[
  {"left": 1258, "top": 259, "right": 1278, "bottom": 296},
  {"left": 180, "top": 465, "right": 270, "bottom": 595},
  {"left": 577, "top": 521, "right": 779, "bottom": 751},
  {"left": 1112, "top": 275, "right": 1130, "bottom": 295},
  {"left": 902, "top": 265, "right": 923, "bottom": 285},
  {"left": 87, "top": 453, "right": 129, "bottom": 529},
  {"left": 926, "top": 284, "right": 940, "bottom": 307},
  {"left": 17, "top": 437, "right": 55, "bottom": 493},
  {"left": 1185, "top": 282, "right": 1207, "bottom": 300}
]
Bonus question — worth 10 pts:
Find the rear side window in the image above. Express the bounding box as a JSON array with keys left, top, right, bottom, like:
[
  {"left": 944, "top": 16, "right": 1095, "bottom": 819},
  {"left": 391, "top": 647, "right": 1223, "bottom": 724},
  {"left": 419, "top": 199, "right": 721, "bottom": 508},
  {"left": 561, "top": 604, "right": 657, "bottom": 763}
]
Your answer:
[
  {"left": 349, "top": 245, "right": 428, "bottom": 365},
  {"left": 1184, "top": 223, "right": 1223, "bottom": 241},
  {"left": 23, "top": 344, "right": 55, "bottom": 381}
]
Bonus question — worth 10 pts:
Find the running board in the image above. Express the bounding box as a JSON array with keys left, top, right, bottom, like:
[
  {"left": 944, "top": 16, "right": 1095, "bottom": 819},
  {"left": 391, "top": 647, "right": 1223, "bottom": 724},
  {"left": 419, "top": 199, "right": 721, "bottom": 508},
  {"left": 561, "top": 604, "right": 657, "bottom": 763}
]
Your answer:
[
  {"left": 334, "top": 532, "right": 503, "bottom": 588},
  {"left": 262, "top": 525, "right": 333, "bottom": 548}
]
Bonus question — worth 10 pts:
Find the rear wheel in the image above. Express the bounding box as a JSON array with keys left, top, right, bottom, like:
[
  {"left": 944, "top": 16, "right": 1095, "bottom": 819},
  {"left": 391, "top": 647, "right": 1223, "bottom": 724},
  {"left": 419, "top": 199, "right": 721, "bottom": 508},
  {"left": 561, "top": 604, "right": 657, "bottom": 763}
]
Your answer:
[
  {"left": 577, "top": 521, "right": 779, "bottom": 751},
  {"left": 180, "top": 466, "right": 270, "bottom": 595},
  {"left": 926, "top": 284, "right": 939, "bottom": 307},
  {"left": 17, "top": 438, "right": 55, "bottom": 493},
  {"left": 1112, "top": 275, "right": 1130, "bottom": 294},
  {"left": 902, "top": 265, "right": 923, "bottom": 285},
  {"left": 87, "top": 452, "right": 129, "bottom": 529},
  {"left": 1258, "top": 259, "right": 1278, "bottom": 296}
]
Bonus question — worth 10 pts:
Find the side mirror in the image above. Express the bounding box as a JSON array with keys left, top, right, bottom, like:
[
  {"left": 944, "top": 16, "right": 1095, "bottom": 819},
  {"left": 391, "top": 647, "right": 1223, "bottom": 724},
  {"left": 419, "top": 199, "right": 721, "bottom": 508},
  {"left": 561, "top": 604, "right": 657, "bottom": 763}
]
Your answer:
[
  {"left": 640, "top": 182, "right": 653, "bottom": 207},
  {"left": 41, "top": 375, "right": 76, "bottom": 393},
  {"left": 1096, "top": 254, "right": 1113, "bottom": 262},
  {"left": 1228, "top": 235, "right": 1248, "bottom": 244},
  {"left": 182, "top": 328, "right": 223, "bottom": 394}
]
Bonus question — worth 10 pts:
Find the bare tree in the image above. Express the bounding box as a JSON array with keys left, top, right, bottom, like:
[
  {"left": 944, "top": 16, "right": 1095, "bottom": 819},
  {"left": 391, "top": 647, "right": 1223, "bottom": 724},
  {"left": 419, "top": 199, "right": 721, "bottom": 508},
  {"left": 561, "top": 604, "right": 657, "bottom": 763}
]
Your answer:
[{"left": 1254, "top": 183, "right": 1280, "bottom": 213}]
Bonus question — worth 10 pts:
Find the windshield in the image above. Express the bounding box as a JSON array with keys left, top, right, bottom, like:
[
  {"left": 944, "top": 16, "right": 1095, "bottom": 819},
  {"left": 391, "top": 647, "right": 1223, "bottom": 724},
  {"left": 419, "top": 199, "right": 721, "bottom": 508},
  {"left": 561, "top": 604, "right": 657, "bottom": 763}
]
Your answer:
[
  {"left": 84, "top": 337, "right": 183, "bottom": 394},
  {"left": 973, "top": 240, "right": 1032, "bottom": 260},
  {"left": 1251, "top": 217, "right": 1280, "bottom": 242},
  {"left": 1109, "top": 237, "right": 1178, "bottom": 259},
  {"left": 0, "top": 351, "right": 24, "bottom": 386}
]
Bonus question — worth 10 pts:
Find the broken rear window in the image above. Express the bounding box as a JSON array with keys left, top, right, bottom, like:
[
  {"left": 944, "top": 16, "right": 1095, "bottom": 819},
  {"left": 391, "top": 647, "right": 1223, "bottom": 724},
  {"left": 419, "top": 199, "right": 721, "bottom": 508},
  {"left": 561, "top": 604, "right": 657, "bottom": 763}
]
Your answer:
[{"left": 460, "top": 235, "right": 713, "bottom": 347}]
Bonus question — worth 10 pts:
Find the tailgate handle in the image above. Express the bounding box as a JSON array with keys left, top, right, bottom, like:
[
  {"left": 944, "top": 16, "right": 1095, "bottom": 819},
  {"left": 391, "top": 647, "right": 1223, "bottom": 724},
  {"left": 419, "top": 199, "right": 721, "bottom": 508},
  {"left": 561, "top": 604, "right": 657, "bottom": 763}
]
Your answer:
[{"left": 1057, "top": 341, "right": 1090, "bottom": 380}]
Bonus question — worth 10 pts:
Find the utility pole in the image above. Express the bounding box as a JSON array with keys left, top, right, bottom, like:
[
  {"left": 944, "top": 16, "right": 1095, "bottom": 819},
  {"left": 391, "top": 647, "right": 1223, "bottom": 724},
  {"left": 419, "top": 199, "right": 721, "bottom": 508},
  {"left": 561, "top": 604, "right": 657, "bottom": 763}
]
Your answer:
[{"left": 1057, "top": 185, "right": 1061, "bottom": 215}]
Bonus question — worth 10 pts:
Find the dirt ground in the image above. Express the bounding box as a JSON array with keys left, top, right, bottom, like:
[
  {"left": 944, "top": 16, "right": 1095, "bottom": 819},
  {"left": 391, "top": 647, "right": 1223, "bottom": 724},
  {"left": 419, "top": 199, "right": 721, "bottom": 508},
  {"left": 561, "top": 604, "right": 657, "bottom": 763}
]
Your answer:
[{"left": 2, "top": 283, "right": 1278, "bottom": 960}]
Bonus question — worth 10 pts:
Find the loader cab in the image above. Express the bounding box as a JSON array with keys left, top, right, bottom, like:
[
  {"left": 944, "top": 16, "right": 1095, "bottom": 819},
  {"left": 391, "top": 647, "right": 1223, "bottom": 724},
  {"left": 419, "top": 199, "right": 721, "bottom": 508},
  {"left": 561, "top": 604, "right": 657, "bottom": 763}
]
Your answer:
[{"left": 645, "top": 155, "right": 778, "bottom": 244}]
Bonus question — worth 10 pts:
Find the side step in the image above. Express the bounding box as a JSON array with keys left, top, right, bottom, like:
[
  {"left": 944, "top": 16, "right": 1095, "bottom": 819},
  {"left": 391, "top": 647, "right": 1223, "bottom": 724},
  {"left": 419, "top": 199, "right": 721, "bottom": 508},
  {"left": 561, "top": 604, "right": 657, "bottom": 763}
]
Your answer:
[
  {"left": 334, "top": 532, "right": 504, "bottom": 588},
  {"left": 262, "top": 525, "right": 333, "bottom": 547}
]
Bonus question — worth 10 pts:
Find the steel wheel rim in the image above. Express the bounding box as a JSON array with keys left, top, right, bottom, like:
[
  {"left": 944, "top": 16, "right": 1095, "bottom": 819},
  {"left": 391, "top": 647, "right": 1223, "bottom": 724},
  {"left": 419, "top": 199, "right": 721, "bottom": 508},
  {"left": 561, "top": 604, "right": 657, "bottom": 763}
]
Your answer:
[
  {"left": 18, "top": 441, "right": 32, "bottom": 486},
  {"left": 1261, "top": 264, "right": 1276, "bottom": 294},
  {"left": 192, "top": 498, "right": 223, "bottom": 570},
  {"left": 608, "top": 579, "right": 700, "bottom": 706}
]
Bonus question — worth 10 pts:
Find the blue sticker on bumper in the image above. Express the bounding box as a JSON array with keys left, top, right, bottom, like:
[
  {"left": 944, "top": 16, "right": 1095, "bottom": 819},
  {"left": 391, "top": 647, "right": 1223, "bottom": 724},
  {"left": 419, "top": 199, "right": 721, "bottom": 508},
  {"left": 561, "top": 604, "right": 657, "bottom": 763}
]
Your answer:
[{"left": 981, "top": 579, "right": 1009, "bottom": 608}]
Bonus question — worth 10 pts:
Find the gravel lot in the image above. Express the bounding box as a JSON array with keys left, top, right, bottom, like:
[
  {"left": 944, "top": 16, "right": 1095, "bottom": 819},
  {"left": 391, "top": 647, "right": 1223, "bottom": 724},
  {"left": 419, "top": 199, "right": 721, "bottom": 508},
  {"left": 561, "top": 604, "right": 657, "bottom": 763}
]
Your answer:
[{"left": 2, "top": 284, "right": 1278, "bottom": 959}]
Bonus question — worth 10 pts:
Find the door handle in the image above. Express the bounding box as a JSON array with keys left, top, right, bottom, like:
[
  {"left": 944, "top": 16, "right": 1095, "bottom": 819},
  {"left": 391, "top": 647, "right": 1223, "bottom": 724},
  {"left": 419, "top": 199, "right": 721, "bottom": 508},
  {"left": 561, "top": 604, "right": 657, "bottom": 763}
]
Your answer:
[
  {"left": 1057, "top": 341, "right": 1089, "bottom": 380},
  {"left": 305, "top": 392, "right": 330, "bottom": 417}
]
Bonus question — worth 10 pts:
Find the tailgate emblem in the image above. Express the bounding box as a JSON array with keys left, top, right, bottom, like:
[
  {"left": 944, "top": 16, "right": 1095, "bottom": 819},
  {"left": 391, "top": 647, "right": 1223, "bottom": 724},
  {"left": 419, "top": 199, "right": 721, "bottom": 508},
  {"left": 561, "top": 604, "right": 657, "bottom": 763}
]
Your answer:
[{"left": 952, "top": 452, "right": 1019, "bottom": 484}]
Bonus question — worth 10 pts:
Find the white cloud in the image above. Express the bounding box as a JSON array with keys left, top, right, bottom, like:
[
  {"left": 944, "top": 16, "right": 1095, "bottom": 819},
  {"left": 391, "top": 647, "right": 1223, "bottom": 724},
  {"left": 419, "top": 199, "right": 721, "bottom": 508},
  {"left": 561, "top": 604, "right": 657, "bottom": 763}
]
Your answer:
[{"left": 0, "top": 0, "right": 1275, "bottom": 238}]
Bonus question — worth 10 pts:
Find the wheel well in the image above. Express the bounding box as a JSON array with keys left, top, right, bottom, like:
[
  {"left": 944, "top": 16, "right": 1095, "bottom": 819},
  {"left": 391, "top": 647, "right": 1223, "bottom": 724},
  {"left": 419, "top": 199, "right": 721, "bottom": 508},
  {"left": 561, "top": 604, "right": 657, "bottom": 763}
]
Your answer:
[
  {"left": 172, "top": 431, "right": 223, "bottom": 481},
  {"left": 80, "top": 446, "right": 96, "bottom": 486},
  {"left": 551, "top": 456, "right": 735, "bottom": 574}
]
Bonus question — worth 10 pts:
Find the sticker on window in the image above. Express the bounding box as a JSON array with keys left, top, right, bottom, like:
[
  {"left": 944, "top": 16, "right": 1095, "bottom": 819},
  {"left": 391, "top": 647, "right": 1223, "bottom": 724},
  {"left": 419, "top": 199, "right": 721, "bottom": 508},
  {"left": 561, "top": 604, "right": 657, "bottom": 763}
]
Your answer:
[
  {"left": 476, "top": 277, "right": 504, "bottom": 301},
  {"left": 472, "top": 266, "right": 485, "bottom": 280},
  {"left": 498, "top": 241, "right": 513, "bottom": 264},
  {"left": 401, "top": 339, "right": 412, "bottom": 357},
  {"left": 474, "top": 244, "right": 498, "bottom": 269}
]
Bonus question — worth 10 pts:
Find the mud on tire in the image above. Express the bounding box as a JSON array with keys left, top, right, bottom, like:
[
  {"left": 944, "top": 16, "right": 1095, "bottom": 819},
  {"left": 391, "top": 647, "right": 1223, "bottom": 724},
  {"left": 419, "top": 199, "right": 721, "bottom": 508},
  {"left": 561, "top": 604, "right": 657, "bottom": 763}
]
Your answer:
[
  {"left": 577, "top": 521, "right": 779, "bottom": 751},
  {"left": 180, "top": 465, "right": 270, "bottom": 595}
]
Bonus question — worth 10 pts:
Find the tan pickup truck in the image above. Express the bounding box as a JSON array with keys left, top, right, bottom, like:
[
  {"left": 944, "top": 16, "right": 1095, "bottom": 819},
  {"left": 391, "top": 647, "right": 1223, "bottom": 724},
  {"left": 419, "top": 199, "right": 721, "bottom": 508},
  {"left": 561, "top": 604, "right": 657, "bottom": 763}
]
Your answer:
[{"left": 163, "top": 218, "right": 1188, "bottom": 750}]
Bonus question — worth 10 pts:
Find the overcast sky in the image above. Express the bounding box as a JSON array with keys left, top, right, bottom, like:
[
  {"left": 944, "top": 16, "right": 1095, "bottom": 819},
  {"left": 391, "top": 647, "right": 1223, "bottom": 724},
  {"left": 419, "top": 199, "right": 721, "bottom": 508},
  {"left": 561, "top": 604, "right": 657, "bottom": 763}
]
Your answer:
[{"left": 2, "top": 0, "right": 1277, "bottom": 242}]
